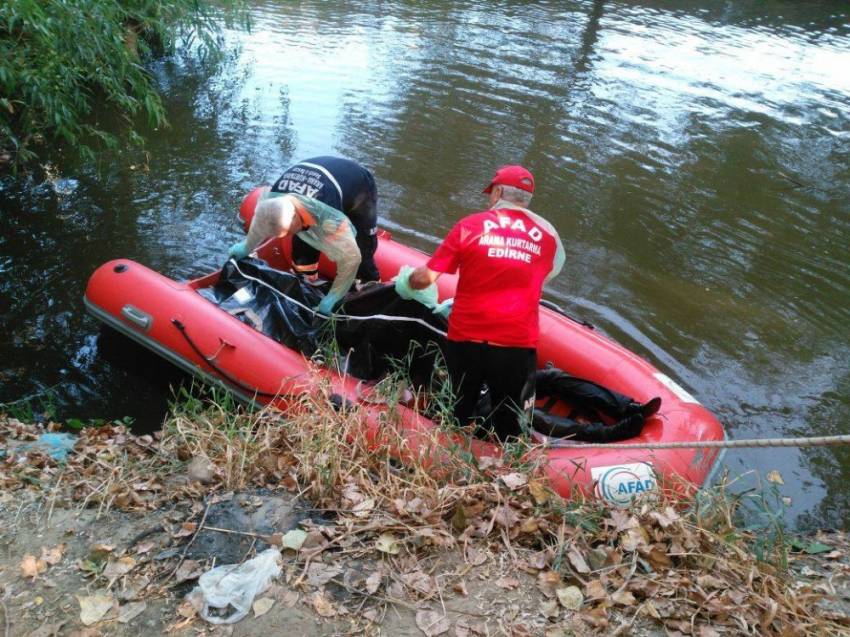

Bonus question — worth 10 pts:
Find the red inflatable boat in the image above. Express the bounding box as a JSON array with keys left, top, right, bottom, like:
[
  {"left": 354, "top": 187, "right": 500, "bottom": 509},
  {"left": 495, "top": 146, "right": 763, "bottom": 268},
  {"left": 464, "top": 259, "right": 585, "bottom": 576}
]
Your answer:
[{"left": 85, "top": 220, "right": 725, "bottom": 505}]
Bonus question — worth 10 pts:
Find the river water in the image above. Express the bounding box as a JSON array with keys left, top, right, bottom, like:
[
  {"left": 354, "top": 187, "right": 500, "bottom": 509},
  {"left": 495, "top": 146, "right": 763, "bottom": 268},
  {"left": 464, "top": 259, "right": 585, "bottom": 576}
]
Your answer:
[{"left": 1, "top": 0, "right": 848, "bottom": 528}]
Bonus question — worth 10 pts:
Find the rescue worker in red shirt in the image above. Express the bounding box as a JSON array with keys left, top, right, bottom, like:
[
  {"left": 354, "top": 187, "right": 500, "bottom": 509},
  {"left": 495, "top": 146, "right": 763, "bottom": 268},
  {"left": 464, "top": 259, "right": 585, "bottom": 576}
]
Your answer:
[{"left": 406, "top": 165, "right": 565, "bottom": 441}]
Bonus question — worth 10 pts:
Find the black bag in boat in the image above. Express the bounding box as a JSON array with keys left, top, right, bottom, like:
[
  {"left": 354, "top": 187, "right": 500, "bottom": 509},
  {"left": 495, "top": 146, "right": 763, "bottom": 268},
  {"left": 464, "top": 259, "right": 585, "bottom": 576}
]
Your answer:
[
  {"left": 197, "top": 258, "right": 449, "bottom": 381},
  {"left": 197, "top": 257, "right": 326, "bottom": 354},
  {"left": 331, "top": 282, "right": 449, "bottom": 382}
]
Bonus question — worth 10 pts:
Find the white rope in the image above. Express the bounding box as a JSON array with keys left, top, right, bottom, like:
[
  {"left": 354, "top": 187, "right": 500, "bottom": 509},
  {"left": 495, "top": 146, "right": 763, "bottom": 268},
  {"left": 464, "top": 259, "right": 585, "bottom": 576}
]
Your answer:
[{"left": 544, "top": 434, "right": 850, "bottom": 450}]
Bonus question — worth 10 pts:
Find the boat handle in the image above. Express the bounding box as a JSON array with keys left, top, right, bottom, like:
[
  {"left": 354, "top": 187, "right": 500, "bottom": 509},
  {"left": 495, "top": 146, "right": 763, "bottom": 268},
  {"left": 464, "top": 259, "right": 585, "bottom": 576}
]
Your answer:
[{"left": 121, "top": 304, "right": 152, "bottom": 332}]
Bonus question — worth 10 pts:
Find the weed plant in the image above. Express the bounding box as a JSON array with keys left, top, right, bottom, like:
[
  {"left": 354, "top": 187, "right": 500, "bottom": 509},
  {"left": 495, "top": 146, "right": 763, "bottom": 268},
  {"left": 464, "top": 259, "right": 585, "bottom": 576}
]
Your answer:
[{"left": 0, "top": 0, "right": 247, "bottom": 166}]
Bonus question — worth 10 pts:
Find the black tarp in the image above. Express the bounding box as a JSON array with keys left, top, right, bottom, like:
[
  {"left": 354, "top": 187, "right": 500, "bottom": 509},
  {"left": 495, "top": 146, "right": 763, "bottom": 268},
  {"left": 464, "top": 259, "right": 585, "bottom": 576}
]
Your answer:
[
  {"left": 196, "top": 258, "right": 327, "bottom": 355},
  {"left": 197, "top": 257, "right": 448, "bottom": 382}
]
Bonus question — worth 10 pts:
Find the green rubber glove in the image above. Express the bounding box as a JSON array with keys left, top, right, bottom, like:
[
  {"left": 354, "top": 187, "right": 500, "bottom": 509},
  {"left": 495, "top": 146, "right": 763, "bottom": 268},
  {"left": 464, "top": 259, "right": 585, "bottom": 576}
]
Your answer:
[
  {"left": 315, "top": 292, "right": 341, "bottom": 316},
  {"left": 393, "top": 265, "right": 439, "bottom": 306},
  {"left": 228, "top": 240, "right": 250, "bottom": 259}
]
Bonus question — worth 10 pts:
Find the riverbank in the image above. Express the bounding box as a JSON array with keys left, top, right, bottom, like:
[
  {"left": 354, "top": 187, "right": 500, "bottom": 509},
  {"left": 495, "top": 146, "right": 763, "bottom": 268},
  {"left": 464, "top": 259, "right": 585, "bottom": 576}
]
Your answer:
[{"left": 1, "top": 394, "right": 848, "bottom": 636}]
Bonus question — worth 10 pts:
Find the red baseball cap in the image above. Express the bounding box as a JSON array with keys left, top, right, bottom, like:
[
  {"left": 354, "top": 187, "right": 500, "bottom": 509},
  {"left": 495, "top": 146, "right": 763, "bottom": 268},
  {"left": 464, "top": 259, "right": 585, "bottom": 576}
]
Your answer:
[{"left": 482, "top": 165, "right": 535, "bottom": 194}]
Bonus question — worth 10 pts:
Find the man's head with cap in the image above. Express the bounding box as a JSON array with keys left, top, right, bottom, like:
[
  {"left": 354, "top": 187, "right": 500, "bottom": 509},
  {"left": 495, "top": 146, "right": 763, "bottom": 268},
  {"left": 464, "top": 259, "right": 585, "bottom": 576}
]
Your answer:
[{"left": 483, "top": 165, "right": 534, "bottom": 207}]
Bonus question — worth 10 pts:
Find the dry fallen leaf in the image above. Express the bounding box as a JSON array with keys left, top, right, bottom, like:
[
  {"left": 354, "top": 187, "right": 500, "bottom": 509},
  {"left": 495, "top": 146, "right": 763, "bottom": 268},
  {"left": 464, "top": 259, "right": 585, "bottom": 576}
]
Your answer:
[
  {"left": 117, "top": 601, "right": 146, "bottom": 623},
  {"left": 306, "top": 563, "right": 343, "bottom": 587},
  {"left": 650, "top": 506, "right": 681, "bottom": 528},
  {"left": 365, "top": 570, "right": 383, "bottom": 594},
  {"left": 415, "top": 609, "right": 450, "bottom": 636},
  {"left": 697, "top": 574, "right": 727, "bottom": 590},
  {"left": 537, "top": 570, "right": 561, "bottom": 598},
  {"left": 174, "top": 559, "right": 203, "bottom": 583},
  {"left": 499, "top": 472, "right": 528, "bottom": 490},
  {"left": 556, "top": 585, "right": 583, "bottom": 610},
  {"left": 455, "top": 617, "right": 487, "bottom": 637},
  {"left": 20, "top": 554, "right": 48, "bottom": 579},
  {"left": 280, "top": 529, "right": 307, "bottom": 551},
  {"left": 520, "top": 517, "right": 540, "bottom": 534},
  {"left": 528, "top": 479, "right": 549, "bottom": 504},
  {"left": 176, "top": 599, "right": 198, "bottom": 620},
  {"left": 402, "top": 570, "right": 437, "bottom": 596},
  {"left": 611, "top": 590, "right": 636, "bottom": 606},
  {"left": 173, "top": 522, "right": 197, "bottom": 538},
  {"left": 41, "top": 544, "right": 67, "bottom": 566},
  {"left": 91, "top": 543, "right": 114, "bottom": 554},
  {"left": 117, "top": 575, "right": 150, "bottom": 601},
  {"left": 620, "top": 526, "right": 649, "bottom": 552},
  {"left": 279, "top": 590, "right": 299, "bottom": 607},
  {"left": 352, "top": 497, "right": 375, "bottom": 517},
  {"left": 78, "top": 593, "right": 115, "bottom": 626},
  {"left": 609, "top": 510, "right": 638, "bottom": 533},
  {"left": 253, "top": 597, "right": 275, "bottom": 617},
  {"left": 568, "top": 548, "right": 590, "bottom": 574},
  {"left": 539, "top": 598, "right": 560, "bottom": 619},
  {"left": 376, "top": 533, "right": 401, "bottom": 555},
  {"left": 766, "top": 470, "right": 784, "bottom": 485},
  {"left": 464, "top": 546, "right": 487, "bottom": 566},
  {"left": 495, "top": 576, "right": 521, "bottom": 590},
  {"left": 584, "top": 579, "right": 607, "bottom": 601},
  {"left": 642, "top": 600, "right": 661, "bottom": 619},
  {"left": 134, "top": 540, "right": 155, "bottom": 555},
  {"left": 103, "top": 556, "right": 136, "bottom": 581},
  {"left": 312, "top": 591, "right": 337, "bottom": 617}
]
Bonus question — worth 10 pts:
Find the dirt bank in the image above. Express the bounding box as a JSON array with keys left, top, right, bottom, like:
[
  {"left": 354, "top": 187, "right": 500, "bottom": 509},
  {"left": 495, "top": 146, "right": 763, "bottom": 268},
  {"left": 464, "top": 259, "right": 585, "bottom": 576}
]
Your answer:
[{"left": 1, "top": 402, "right": 849, "bottom": 636}]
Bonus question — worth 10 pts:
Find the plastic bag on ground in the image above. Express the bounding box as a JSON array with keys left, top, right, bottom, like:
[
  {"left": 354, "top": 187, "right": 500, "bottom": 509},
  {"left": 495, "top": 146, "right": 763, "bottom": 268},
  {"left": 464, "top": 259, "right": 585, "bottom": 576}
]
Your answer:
[
  {"left": 192, "top": 548, "right": 282, "bottom": 624},
  {"left": 2, "top": 432, "right": 78, "bottom": 461}
]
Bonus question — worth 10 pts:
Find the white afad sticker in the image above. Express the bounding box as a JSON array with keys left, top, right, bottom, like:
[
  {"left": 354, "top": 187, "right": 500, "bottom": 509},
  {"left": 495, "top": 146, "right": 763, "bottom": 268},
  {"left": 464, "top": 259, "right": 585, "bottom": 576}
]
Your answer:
[
  {"left": 653, "top": 372, "right": 701, "bottom": 405},
  {"left": 592, "top": 462, "right": 657, "bottom": 506}
]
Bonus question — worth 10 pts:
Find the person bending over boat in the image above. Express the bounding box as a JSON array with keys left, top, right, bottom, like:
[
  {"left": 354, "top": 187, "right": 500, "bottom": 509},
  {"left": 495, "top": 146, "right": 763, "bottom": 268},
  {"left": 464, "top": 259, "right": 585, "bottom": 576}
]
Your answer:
[
  {"left": 228, "top": 190, "right": 361, "bottom": 315},
  {"left": 231, "top": 156, "right": 380, "bottom": 284},
  {"left": 405, "top": 165, "right": 565, "bottom": 441}
]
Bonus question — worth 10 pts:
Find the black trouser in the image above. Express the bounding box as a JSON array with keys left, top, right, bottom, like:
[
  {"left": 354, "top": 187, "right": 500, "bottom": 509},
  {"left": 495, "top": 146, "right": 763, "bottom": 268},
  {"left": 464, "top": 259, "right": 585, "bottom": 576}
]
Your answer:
[
  {"left": 446, "top": 340, "right": 536, "bottom": 442},
  {"left": 291, "top": 173, "right": 380, "bottom": 283},
  {"left": 535, "top": 367, "right": 635, "bottom": 417}
]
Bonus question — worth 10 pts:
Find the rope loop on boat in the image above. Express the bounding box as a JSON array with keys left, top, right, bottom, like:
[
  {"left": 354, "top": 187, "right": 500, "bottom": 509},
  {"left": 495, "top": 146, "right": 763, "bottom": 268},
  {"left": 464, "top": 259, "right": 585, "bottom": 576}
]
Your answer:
[{"left": 171, "top": 318, "right": 280, "bottom": 399}]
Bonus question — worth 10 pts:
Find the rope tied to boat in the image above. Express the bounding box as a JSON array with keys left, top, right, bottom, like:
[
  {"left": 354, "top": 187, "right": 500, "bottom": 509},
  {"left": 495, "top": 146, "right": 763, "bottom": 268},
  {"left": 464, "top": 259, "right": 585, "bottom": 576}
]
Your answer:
[{"left": 544, "top": 433, "right": 850, "bottom": 450}]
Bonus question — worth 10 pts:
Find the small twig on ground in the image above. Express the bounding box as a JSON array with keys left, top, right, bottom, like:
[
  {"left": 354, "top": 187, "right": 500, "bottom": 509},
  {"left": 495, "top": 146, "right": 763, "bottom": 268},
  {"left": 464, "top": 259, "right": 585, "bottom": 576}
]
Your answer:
[
  {"left": 201, "top": 525, "right": 266, "bottom": 539},
  {"left": 240, "top": 537, "right": 258, "bottom": 564},
  {"left": 167, "top": 500, "right": 211, "bottom": 583}
]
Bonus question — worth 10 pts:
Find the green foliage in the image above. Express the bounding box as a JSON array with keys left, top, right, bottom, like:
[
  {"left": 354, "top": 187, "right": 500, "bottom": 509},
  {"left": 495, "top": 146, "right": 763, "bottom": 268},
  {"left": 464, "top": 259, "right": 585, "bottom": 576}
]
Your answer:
[
  {"left": 0, "top": 385, "right": 58, "bottom": 422},
  {"left": 66, "top": 415, "right": 134, "bottom": 430},
  {"left": 0, "top": 0, "right": 246, "bottom": 165}
]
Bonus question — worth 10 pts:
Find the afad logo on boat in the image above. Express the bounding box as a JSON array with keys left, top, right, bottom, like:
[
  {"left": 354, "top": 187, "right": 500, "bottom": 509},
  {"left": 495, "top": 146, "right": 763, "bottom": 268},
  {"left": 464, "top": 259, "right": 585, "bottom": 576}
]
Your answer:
[{"left": 590, "top": 462, "right": 657, "bottom": 506}]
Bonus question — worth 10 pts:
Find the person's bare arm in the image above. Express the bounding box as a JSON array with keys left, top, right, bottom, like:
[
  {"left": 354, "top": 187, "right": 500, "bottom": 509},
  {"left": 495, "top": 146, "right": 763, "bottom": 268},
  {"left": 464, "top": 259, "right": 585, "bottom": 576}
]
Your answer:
[{"left": 409, "top": 266, "right": 441, "bottom": 290}]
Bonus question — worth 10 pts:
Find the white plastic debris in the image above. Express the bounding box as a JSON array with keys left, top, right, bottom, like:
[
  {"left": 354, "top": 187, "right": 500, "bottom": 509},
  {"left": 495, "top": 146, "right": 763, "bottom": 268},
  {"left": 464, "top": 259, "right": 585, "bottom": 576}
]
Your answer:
[{"left": 191, "top": 548, "right": 282, "bottom": 624}]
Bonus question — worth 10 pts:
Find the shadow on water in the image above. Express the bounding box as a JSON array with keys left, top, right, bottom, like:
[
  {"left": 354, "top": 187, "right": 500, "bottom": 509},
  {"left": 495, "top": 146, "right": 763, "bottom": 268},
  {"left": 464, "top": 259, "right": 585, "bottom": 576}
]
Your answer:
[{"left": 93, "top": 326, "right": 192, "bottom": 433}]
